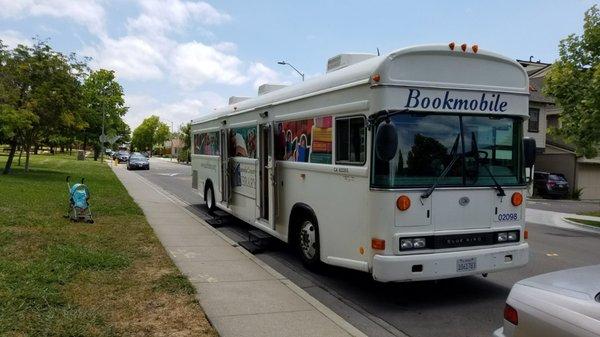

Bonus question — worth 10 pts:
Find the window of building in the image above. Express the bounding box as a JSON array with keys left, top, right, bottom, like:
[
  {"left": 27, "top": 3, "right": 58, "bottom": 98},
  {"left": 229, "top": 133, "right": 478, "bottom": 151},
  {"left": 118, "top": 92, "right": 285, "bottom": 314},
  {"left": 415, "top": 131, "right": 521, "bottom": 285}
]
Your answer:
[
  {"left": 528, "top": 108, "right": 540, "bottom": 133},
  {"left": 335, "top": 116, "right": 366, "bottom": 165}
]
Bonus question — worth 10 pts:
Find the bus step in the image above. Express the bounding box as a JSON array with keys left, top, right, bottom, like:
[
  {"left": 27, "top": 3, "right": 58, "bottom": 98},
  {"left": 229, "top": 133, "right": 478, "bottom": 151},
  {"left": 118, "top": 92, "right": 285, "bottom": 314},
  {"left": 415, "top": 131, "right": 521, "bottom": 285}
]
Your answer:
[
  {"left": 205, "top": 217, "right": 225, "bottom": 227},
  {"left": 213, "top": 210, "right": 229, "bottom": 217},
  {"left": 238, "top": 240, "right": 264, "bottom": 254}
]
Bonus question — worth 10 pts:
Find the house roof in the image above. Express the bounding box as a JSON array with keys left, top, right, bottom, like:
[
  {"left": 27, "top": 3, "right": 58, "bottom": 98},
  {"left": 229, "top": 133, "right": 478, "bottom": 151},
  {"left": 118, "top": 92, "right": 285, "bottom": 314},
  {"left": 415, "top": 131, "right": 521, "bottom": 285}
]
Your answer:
[{"left": 529, "top": 76, "right": 555, "bottom": 104}]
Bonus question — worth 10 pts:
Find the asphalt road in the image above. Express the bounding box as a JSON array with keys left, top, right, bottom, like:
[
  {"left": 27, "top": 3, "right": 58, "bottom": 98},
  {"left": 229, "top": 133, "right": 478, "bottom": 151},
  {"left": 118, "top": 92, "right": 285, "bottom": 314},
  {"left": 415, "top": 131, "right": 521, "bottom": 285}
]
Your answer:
[
  {"left": 527, "top": 198, "right": 600, "bottom": 214},
  {"left": 132, "top": 158, "right": 600, "bottom": 337}
]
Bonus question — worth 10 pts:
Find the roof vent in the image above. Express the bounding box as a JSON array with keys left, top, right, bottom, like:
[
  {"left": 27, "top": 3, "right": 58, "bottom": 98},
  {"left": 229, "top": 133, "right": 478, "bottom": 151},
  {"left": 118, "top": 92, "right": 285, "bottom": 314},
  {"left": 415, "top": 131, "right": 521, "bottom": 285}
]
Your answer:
[
  {"left": 228, "top": 96, "right": 251, "bottom": 105},
  {"left": 258, "top": 84, "right": 288, "bottom": 96},
  {"left": 326, "top": 53, "right": 376, "bottom": 73}
]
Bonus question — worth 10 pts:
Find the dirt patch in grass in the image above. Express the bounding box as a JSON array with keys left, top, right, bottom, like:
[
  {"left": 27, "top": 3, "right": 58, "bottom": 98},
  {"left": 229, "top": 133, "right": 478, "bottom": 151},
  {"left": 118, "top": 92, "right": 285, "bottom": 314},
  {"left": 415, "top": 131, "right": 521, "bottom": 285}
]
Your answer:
[{"left": 0, "top": 154, "right": 217, "bottom": 336}]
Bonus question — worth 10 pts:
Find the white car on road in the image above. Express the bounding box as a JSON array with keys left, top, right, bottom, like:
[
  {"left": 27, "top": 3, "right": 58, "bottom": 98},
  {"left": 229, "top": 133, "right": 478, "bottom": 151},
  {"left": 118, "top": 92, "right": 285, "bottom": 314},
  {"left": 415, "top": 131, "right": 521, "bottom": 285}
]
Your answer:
[{"left": 494, "top": 265, "right": 600, "bottom": 337}]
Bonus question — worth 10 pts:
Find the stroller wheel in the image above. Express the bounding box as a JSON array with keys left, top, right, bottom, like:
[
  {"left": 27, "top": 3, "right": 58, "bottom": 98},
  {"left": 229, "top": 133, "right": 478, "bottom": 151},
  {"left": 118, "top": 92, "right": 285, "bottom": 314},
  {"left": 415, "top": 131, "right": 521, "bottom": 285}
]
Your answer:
[{"left": 86, "top": 219, "right": 95, "bottom": 224}]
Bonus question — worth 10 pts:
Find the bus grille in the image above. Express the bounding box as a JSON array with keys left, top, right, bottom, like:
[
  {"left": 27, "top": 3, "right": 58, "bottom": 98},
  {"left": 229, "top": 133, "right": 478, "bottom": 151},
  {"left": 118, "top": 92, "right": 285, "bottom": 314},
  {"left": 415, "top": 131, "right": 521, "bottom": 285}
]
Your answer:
[{"left": 433, "top": 232, "right": 495, "bottom": 249}]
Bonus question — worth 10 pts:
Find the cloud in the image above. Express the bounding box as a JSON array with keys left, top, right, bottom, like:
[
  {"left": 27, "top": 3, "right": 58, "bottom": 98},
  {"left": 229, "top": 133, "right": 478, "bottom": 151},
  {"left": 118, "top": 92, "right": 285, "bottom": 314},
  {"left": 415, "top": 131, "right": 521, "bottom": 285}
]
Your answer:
[
  {"left": 83, "top": 35, "right": 167, "bottom": 81},
  {"left": 0, "top": 30, "right": 31, "bottom": 48},
  {"left": 0, "top": 0, "right": 106, "bottom": 36},
  {"left": 125, "top": 92, "right": 225, "bottom": 129},
  {"left": 127, "top": 0, "right": 231, "bottom": 36},
  {"left": 170, "top": 41, "right": 248, "bottom": 88},
  {"left": 248, "top": 62, "right": 282, "bottom": 89}
]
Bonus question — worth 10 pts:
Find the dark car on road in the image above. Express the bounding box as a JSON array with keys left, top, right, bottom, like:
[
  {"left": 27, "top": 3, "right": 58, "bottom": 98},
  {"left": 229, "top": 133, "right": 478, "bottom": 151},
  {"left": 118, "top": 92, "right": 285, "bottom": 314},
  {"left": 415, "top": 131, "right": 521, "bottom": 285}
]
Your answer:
[
  {"left": 533, "top": 171, "right": 570, "bottom": 199},
  {"left": 115, "top": 150, "right": 130, "bottom": 163},
  {"left": 127, "top": 153, "right": 149, "bottom": 170}
]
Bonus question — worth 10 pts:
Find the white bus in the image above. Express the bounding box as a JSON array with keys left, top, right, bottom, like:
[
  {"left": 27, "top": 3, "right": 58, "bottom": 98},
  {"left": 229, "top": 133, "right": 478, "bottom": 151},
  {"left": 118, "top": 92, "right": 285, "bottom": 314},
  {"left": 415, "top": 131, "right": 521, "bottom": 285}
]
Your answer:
[{"left": 190, "top": 44, "right": 536, "bottom": 282}]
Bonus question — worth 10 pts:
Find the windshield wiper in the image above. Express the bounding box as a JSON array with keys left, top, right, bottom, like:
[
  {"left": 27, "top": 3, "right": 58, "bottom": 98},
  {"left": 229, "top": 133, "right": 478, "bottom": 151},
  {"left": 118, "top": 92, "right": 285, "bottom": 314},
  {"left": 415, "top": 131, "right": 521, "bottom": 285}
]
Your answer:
[
  {"left": 421, "top": 133, "right": 461, "bottom": 200},
  {"left": 470, "top": 132, "right": 506, "bottom": 197}
]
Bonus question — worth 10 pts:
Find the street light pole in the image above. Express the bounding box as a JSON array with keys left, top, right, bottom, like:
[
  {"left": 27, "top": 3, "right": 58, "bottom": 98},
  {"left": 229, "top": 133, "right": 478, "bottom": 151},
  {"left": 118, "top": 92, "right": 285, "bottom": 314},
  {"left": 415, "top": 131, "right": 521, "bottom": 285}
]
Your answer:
[
  {"left": 100, "top": 104, "right": 105, "bottom": 163},
  {"left": 277, "top": 61, "right": 305, "bottom": 81},
  {"left": 163, "top": 118, "right": 175, "bottom": 162}
]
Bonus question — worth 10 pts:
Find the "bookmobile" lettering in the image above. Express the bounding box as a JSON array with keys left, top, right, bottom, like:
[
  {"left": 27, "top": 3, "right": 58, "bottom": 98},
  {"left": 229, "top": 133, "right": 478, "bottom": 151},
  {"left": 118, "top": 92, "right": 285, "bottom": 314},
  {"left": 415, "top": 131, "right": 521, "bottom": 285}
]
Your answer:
[{"left": 404, "top": 88, "right": 508, "bottom": 112}]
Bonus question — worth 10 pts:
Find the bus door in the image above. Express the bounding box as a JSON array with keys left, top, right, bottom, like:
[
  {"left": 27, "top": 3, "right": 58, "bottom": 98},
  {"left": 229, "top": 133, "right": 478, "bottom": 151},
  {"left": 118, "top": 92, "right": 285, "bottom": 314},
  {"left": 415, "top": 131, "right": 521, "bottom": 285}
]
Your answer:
[
  {"left": 219, "top": 129, "right": 230, "bottom": 206},
  {"left": 258, "top": 123, "right": 276, "bottom": 229}
]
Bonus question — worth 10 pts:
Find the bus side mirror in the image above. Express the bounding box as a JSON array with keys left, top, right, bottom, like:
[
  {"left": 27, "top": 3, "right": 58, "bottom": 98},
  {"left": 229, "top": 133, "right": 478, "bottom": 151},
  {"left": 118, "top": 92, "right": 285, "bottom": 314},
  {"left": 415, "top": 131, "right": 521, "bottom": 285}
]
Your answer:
[
  {"left": 375, "top": 121, "right": 398, "bottom": 161},
  {"left": 523, "top": 137, "right": 536, "bottom": 168}
]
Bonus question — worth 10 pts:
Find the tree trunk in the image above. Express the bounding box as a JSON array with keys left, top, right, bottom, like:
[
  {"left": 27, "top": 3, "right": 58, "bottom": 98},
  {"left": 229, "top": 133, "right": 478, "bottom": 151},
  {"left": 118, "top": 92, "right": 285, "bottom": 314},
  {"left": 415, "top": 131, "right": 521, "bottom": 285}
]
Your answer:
[
  {"left": 24, "top": 144, "right": 31, "bottom": 172},
  {"left": 2, "top": 139, "right": 17, "bottom": 174},
  {"left": 17, "top": 147, "right": 23, "bottom": 166},
  {"left": 34, "top": 144, "right": 39, "bottom": 155}
]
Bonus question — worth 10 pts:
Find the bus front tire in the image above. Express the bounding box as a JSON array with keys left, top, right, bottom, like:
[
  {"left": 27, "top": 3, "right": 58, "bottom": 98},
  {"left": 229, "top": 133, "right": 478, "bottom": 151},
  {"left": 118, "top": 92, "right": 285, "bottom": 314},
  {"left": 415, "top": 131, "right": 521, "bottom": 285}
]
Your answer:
[
  {"left": 204, "top": 184, "right": 216, "bottom": 214},
  {"left": 296, "top": 215, "right": 321, "bottom": 269}
]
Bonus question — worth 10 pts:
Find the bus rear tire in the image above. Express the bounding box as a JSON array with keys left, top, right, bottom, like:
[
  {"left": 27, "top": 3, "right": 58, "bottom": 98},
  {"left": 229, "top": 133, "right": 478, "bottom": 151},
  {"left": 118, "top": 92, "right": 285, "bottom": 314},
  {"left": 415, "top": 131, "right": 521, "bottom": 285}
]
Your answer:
[
  {"left": 296, "top": 215, "right": 321, "bottom": 269},
  {"left": 204, "top": 184, "right": 216, "bottom": 214}
]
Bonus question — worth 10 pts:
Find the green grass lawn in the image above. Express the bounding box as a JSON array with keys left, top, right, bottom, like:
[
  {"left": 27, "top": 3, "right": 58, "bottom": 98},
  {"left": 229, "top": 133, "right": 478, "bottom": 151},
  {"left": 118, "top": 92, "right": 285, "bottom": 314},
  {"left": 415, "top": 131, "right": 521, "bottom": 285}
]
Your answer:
[
  {"left": 0, "top": 154, "right": 216, "bottom": 336},
  {"left": 565, "top": 217, "right": 600, "bottom": 228},
  {"left": 582, "top": 210, "right": 600, "bottom": 217}
]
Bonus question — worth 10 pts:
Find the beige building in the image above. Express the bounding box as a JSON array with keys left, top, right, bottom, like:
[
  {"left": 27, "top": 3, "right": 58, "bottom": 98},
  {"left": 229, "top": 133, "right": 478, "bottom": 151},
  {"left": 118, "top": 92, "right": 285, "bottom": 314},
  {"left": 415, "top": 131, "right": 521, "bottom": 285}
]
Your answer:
[{"left": 519, "top": 59, "right": 600, "bottom": 200}]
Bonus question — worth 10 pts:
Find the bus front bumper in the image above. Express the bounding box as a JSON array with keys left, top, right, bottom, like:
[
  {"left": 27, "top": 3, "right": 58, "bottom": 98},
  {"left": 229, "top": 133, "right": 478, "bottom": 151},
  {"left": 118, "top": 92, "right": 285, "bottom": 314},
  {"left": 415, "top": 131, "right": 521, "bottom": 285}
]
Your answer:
[{"left": 372, "top": 242, "right": 529, "bottom": 282}]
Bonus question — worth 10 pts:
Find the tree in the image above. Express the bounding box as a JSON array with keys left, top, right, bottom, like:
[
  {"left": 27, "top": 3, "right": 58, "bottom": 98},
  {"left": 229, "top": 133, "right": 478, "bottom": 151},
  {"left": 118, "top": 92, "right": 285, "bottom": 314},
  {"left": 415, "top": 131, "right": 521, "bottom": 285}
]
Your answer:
[
  {"left": 131, "top": 116, "right": 170, "bottom": 153},
  {"left": 178, "top": 123, "right": 191, "bottom": 162},
  {"left": 80, "top": 69, "right": 128, "bottom": 160},
  {"left": 544, "top": 5, "right": 600, "bottom": 158},
  {"left": 0, "top": 39, "right": 87, "bottom": 173}
]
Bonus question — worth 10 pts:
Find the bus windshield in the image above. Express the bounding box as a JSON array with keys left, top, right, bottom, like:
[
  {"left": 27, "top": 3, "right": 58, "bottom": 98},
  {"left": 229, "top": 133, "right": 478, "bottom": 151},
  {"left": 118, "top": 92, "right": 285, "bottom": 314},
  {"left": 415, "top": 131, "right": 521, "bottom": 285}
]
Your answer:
[{"left": 371, "top": 113, "right": 524, "bottom": 189}]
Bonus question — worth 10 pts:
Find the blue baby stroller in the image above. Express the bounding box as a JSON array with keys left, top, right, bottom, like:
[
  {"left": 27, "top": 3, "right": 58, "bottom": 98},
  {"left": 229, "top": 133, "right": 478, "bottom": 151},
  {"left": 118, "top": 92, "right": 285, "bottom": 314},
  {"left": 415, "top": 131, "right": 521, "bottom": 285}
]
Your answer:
[{"left": 65, "top": 176, "right": 94, "bottom": 223}]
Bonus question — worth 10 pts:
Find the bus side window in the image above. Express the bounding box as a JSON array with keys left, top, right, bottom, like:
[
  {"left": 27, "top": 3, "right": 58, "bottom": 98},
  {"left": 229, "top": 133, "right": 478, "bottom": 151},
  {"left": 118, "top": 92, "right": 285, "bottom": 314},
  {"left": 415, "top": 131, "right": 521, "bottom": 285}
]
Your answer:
[{"left": 335, "top": 116, "right": 366, "bottom": 165}]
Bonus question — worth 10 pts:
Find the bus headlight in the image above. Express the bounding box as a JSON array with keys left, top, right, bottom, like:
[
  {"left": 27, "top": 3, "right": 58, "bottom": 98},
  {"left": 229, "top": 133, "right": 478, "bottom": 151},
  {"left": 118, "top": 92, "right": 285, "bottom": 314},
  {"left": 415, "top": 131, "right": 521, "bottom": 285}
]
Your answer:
[
  {"left": 400, "top": 237, "right": 427, "bottom": 250},
  {"left": 413, "top": 238, "right": 426, "bottom": 249},
  {"left": 400, "top": 239, "right": 413, "bottom": 250},
  {"left": 497, "top": 232, "right": 508, "bottom": 242},
  {"left": 496, "top": 231, "right": 519, "bottom": 243}
]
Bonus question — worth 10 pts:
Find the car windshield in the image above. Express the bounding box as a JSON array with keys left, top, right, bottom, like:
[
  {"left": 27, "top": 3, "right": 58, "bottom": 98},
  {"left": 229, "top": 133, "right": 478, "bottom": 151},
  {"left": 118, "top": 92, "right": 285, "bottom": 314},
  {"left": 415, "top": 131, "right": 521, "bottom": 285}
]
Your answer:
[
  {"left": 130, "top": 156, "right": 145, "bottom": 161},
  {"left": 371, "top": 113, "right": 524, "bottom": 188},
  {"left": 549, "top": 174, "right": 566, "bottom": 181}
]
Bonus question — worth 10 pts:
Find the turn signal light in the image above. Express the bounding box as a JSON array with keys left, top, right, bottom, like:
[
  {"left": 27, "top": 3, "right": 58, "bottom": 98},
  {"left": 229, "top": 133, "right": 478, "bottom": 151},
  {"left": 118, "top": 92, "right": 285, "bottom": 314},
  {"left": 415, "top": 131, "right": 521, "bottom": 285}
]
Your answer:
[
  {"left": 511, "top": 192, "right": 523, "bottom": 206},
  {"left": 504, "top": 304, "right": 518, "bottom": 325},
  {"left": 396, "top": 195, "right": 411, "bottom": 211},
  {"left": 371, "top": 238, "right": 386, "bottom": 250},
  {"left": 524, "top": 230, "right": 529, "bottom": 240},
  {"left": 371, "top": 74, "right": 381, "bottom": 82}
]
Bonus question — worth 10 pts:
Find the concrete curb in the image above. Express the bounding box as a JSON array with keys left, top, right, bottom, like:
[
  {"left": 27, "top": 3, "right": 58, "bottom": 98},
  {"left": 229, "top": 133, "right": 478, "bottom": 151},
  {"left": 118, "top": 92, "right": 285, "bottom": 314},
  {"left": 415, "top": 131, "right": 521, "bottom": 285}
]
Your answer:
[
  {"left": 561, "top": 217, "right": 600, "bottom": 232},
  {"left": 119, "top": 166, "right": 369, "bottom": 337}
]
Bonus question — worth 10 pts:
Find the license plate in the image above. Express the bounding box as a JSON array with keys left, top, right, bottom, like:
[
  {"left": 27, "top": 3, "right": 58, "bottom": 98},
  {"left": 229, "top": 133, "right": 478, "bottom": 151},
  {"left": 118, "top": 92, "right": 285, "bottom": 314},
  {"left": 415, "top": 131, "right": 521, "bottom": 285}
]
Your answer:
[{"left": 457, "top": 257, "right": 477, "bottom": 272}]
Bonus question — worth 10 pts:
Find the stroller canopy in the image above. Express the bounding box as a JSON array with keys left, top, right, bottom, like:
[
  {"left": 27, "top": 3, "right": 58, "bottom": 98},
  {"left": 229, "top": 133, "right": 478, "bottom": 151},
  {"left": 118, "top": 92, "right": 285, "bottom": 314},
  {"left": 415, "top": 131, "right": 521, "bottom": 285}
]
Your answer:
[{"left": 70, "top": 183, "right": 90, "bottom": 209}]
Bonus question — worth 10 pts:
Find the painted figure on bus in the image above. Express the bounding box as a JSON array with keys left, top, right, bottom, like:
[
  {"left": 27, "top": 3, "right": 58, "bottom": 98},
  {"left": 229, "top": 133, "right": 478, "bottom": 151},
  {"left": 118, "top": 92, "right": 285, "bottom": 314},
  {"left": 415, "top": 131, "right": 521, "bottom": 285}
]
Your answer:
[
  {"left": 230, "top": 130, "right": 248, "bottom": 157},
  {"left": 296, "top": 134, "right": 309, "bottom": 162},
  {"left": 247, "top": 129, "right": 256, "bottom": 158}
]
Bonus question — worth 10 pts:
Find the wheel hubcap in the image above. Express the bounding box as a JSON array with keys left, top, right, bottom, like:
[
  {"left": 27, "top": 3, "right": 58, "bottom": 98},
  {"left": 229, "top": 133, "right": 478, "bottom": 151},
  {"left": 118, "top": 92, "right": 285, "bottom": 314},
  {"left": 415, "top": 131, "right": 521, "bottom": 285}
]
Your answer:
[
  {"left": 299, "top": 220, "right": 316, "bottom": 260},
  {"left": 206, "top": 190, "right": 213, "bottom": 208}
]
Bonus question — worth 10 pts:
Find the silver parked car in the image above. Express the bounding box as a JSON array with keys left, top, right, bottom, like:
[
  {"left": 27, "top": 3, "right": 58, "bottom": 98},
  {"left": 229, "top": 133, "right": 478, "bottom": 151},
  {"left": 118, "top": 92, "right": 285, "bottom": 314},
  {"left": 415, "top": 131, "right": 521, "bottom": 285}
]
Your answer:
[{"left": 494, "top": 265, "right": 600, "bottom": 337}]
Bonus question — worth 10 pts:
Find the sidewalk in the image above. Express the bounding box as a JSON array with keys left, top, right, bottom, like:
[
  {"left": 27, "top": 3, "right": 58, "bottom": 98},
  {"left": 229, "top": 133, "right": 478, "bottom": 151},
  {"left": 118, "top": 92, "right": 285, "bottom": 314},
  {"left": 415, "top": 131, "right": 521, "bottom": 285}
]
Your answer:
[
  {"left": 110, "top": 164, "right": 366, "bottom": 337},
  {"left": 526, "top": 207, "right": 600, "bottom": 234}
]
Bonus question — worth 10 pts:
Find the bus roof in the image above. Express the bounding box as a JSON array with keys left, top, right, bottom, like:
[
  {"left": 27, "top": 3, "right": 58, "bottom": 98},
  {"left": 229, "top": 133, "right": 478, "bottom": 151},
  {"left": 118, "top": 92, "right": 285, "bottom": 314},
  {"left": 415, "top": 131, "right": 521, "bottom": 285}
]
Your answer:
[{"left": 192, "top": 44, "right": 528, "bottom": 125}]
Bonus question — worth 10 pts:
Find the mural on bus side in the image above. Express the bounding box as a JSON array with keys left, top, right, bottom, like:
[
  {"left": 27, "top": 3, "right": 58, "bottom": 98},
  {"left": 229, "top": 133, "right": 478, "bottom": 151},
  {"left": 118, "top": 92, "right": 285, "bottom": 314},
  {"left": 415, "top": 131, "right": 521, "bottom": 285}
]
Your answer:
[
  {"left": 229, "top": 126, "right": 257, "bottom": 158},
  {"left": 276, "top": 116, "right": 332, "bottom": 164},
  {"left": 194, "top": 132, "right": 220, "bottom": 155}
]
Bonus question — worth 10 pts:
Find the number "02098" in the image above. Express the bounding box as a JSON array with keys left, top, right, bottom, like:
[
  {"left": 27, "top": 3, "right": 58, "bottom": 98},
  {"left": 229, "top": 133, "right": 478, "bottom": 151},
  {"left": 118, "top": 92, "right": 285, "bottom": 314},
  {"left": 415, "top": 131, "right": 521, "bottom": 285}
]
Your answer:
[{"left": 498, "top": 213, "right": 518, "bottom": 221}]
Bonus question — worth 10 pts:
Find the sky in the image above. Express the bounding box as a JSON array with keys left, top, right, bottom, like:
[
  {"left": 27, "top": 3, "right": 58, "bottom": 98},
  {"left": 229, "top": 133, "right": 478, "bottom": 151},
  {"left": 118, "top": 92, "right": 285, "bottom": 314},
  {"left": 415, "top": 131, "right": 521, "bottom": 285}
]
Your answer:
[{"left": 0, "top": 0, "right": 596, "bottom": 132}]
